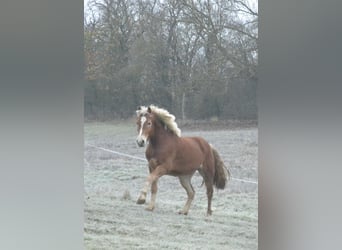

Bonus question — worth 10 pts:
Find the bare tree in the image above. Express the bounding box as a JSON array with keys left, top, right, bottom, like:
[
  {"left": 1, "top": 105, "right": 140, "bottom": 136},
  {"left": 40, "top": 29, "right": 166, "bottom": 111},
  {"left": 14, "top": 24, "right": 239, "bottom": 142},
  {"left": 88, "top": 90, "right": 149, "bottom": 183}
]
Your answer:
[{"left": 84, "top": 0, "right": 258, "bottom": 120}]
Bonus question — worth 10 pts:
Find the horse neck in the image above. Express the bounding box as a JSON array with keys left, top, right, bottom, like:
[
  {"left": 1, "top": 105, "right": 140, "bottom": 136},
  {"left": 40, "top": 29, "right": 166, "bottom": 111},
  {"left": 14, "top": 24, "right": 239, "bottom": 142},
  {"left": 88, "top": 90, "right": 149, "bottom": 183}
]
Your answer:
[{"left": 150, "top": 122, "right": 176, "bottom": 146}]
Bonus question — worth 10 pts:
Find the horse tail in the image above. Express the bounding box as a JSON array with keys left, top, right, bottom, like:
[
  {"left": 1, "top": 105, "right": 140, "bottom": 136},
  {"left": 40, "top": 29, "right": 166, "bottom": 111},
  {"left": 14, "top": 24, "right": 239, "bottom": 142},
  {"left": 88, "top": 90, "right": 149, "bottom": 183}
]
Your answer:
[{"left": 211, "top": 146, "right": 230, "bottom": 189}]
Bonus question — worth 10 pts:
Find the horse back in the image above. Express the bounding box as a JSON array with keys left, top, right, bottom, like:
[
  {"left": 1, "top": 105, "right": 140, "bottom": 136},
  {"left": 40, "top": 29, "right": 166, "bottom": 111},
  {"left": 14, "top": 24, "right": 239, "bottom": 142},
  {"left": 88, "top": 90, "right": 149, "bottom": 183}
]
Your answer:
[
  {"left": 181, "top": 136, "right": 211, "bottom": 154},
  {"left": 175, "top": 136, "right": 213, "bottom": 166}
]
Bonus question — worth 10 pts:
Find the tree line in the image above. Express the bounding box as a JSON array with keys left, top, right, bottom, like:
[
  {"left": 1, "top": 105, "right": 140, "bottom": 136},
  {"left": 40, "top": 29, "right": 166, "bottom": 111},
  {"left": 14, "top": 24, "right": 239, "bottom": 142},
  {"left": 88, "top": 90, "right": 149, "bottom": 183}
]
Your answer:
[{"left": 84, "top": 0, "right": 257, "bottom": 120}]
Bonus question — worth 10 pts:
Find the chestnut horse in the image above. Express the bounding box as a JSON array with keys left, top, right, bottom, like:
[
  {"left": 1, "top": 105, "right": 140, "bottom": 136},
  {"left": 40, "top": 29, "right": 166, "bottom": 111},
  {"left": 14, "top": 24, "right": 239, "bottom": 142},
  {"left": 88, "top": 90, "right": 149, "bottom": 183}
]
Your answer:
[{"left": 135, "top": 105, "right": 230, "bottom": 215}]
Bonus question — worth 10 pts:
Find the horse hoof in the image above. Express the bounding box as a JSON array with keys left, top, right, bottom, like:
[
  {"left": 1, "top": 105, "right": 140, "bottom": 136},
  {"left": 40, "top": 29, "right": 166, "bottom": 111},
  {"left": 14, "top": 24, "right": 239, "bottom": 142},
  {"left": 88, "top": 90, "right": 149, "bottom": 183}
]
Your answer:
[
  {"left": 178, "top": 211, "right": 188, "bottom": 215},
  {"left": 136, "top": 198, "right": 146, "bottom": 204},
  {"left": 145, "top": 206, "right": 154, "bottom": 211}
]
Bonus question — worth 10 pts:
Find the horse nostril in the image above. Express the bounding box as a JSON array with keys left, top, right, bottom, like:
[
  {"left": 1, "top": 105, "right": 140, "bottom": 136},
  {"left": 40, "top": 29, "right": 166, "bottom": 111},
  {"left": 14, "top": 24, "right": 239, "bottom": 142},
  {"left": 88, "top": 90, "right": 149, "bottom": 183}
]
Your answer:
[{"left": 136, "top": 139, "right": 145, "bottom": 147}]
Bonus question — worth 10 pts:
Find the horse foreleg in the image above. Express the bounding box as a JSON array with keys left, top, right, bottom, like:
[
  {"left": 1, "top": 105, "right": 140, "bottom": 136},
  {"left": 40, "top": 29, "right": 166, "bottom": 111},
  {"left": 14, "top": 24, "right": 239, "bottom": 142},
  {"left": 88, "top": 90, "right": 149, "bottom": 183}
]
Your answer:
[
  {"left": 178, "top": 175, "right": 195, "bottom": 215},
  {"left": 136, "top": 166, "right": 166, "bottom": 211},
  {"left": 146, "top": 181, "right": 158, "bottom": 211},
  {"left": 136, "top": 164, "right": 153, "bottom": 204},
  {"left": 136, "top": 176, "right": 152, "bottom": 205}
]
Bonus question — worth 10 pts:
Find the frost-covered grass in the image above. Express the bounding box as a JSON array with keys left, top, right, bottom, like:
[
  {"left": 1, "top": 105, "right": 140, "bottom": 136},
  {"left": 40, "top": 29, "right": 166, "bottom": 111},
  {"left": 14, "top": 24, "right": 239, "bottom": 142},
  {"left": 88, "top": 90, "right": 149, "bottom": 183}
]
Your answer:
[{"left": 84, "top": 122, "right": 258, "bottom": 249}]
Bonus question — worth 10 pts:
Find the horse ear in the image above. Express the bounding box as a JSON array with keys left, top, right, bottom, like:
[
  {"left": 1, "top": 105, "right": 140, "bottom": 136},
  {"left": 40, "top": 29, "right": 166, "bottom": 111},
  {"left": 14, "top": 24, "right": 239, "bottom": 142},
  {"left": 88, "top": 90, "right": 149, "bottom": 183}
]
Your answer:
[
  {"left": 147, "top": 106, "right": 152, "bottom": 113},
  {"left": 136, "top": 106, "right": 141, "bottom": 116}
]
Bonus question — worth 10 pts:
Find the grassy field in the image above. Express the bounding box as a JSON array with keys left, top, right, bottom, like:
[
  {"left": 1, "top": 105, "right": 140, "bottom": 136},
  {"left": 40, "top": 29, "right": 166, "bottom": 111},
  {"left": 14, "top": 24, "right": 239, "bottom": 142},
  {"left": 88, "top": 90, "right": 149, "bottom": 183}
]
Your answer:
[{"left": 84, "top": 121, "right": 258, "bottom": 249}]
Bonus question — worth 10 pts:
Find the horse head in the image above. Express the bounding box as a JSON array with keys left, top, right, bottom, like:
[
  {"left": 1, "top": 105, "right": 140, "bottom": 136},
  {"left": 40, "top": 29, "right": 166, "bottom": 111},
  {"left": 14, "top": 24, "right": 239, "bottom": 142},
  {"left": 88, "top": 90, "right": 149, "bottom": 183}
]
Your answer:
[{"left": 136, "top": 106, "right": 154, "bottom": 147}]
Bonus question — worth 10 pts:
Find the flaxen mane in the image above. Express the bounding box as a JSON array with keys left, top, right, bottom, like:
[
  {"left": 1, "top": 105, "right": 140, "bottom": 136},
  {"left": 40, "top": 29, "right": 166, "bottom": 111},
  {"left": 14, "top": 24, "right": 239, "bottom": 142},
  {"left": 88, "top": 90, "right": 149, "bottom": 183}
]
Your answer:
[{"left": 136, "top": 105, "right": 181, "bottom": 137}]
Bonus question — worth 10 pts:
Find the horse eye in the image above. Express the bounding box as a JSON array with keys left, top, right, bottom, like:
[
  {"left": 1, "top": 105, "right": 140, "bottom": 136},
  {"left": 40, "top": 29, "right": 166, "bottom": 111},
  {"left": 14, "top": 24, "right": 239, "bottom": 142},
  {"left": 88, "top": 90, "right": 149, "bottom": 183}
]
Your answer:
[{"left": 147, "top": 121, "right": 152, "bottom": 126}]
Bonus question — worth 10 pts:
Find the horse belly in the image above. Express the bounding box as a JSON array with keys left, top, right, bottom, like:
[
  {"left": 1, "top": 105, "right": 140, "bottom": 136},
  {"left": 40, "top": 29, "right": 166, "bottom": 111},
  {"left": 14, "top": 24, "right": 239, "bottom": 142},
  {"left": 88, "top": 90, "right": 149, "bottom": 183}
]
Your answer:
[{"left": 172, "top": 140, "right": 205, "bottom": 174}]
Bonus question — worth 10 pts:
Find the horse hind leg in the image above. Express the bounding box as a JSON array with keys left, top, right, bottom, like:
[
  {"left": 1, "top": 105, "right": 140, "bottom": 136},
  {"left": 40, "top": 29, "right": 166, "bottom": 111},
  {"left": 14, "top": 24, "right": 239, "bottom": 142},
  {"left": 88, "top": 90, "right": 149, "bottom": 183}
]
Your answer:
[
  {"left": 178, "top": 175, "right": 195, "bottom": 215},
  {"left": 205, "top": 179, "right": 214, "bottom": 216},
  {"left": 198, "top": 166, "right": 214, "bottom": 215}
]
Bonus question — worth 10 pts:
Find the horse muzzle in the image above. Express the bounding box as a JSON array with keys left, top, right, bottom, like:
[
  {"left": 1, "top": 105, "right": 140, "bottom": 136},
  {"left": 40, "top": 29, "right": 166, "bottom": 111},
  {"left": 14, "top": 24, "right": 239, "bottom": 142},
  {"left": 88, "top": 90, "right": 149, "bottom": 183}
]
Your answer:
[{"left": 136, "top": 137, "right": 146, "bottom": 147}]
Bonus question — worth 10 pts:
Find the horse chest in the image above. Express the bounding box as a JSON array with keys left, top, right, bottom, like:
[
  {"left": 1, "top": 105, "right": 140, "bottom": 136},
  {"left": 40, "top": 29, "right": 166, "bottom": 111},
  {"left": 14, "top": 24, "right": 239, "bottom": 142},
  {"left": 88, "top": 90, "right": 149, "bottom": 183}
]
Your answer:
[
  {"left": 147, "top": 158, "right": 159, "bottom": 169},
  {"left": 146, "top": 143, "right": 173, "bottom": 159}
]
